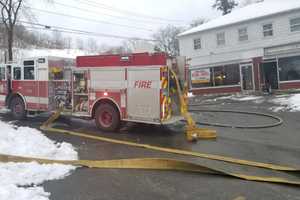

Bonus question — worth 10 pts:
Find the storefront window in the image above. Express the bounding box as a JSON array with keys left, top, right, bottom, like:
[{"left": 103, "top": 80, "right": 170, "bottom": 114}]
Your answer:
[
  {"left": 279, "top": 56, "right": 300, "bottom": 81},
  {"left": 224, "top": 64, "right": 241, "bottom": 85},
  {"left": 191, "top": 64, "right": 240, "bottom": 89},
  {"left": 214, "top": 64, "right": 240, "bottom": 86}
]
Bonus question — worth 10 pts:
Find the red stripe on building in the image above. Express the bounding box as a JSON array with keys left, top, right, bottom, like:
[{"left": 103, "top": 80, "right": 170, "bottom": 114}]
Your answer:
[
  {"left": 192, "top": 86, "right": 242, "bottom": 95},
  {"left": 280, "top": 81, "right": 300, "bottom": 90}
]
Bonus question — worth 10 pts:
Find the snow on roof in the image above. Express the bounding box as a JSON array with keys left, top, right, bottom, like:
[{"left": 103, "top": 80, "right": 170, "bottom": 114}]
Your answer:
[{"left": 178, "top": 0, "right": 300, "bottom": 37}]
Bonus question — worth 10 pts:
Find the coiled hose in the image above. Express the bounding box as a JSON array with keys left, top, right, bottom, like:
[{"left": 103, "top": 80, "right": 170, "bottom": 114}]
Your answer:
[{"left": 188, "top": 108, "right": 283, "bottom": 129}]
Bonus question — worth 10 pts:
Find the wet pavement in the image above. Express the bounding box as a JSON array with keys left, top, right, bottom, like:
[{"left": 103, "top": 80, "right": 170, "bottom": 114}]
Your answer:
[{"left": 1, "top": 94, "right": 300, "bottom": 200}]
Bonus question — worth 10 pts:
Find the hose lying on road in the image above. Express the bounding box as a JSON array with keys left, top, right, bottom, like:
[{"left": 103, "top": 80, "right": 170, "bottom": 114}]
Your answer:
[
  {"left": 34, "top": 110, "right": 300, "bottom": 186},
  {"left": 2, "top": 153, "right": 300, "bottom": 186},
  {"left": 188, "top": 109, "right": 283, "bottom": 129}
]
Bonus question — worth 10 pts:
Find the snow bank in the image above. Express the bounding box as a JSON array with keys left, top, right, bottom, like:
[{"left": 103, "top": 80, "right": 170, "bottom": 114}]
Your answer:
[
  {"left": 234, "top": 96, "right": 263, "bottom": 102},
  {"left": 188, "top": 92, "right": 195, "bottom": 98},
  {"left": 205, "top": 94, "right": 263, "bottom": 102},
  {"left": 270, "top": 94, "right": 300, "bottom": 112},
  {"left": 0, "top": 121, "right": 77, "bottom": 160},
  {"left": 0, "top": 162, "right": 75, "bottom": 200},
  {"left": 0, "top": 121, "right": 78, "bottom": 200}
]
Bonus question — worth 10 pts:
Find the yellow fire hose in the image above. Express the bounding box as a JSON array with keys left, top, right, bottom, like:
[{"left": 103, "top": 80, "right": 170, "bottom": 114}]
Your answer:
[
  {"left": 169, "top": 69, "right": 217, "bottom": 141},
  {"left": 1, "top": 154, "right": 300, "bottom": 186},
  {"left": 0, "top": 108, "right": 299, "bottom": 186}
]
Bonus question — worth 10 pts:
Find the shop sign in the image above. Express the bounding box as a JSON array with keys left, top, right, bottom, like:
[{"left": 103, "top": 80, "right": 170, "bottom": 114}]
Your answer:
[{"left": 191, "top": 69, "right": 210, "bottom": 84}]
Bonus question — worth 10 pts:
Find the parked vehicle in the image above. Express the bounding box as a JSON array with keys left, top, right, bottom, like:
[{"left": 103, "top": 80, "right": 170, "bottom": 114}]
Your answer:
[{"left": 0, "top": 53, "right": 185, "bottom": 131}]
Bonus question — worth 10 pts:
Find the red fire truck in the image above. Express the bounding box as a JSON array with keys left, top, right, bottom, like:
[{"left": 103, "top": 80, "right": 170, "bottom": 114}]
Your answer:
[{"left": 0, "top": 53, "right": 185, "bottom": 132}]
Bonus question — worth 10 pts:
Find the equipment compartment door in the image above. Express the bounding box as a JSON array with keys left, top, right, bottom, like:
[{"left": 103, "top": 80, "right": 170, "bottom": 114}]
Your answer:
[{"left": 127, "top": 68, "right": 161, "bottom": 123}]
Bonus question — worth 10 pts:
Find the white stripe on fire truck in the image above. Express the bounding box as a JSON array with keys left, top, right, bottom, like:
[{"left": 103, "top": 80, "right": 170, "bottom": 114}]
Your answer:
[
  {"left": 25, "top": 96, "right": 49, "bottom": 104},
  {"left": 0, "top": 95, "right": 5, "bottom": 102}
]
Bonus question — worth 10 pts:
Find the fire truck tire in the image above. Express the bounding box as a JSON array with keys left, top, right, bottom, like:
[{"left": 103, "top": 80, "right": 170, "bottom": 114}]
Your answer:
[
  {"left": 10, "top": 97, "right": 26, "bottom": 120},
  {"left": 95, "top": 103, "right": 120, "bottom": 132}
]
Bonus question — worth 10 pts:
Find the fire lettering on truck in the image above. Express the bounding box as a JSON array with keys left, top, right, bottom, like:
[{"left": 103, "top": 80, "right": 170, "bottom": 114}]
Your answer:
[{"left": 134, "top": 80, "right": 152, "bottom": 89}]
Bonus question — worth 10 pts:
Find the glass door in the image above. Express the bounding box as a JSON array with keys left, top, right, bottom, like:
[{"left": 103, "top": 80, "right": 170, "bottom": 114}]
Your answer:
[{"left": 240, "top": 64, "right": 254, "bottom": 91}]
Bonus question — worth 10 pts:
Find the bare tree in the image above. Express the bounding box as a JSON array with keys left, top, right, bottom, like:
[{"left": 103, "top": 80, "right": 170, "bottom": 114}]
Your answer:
[
  {"left": 52, "top": 30, "right": 64, "bottom": 49},
  {"left": 87, "top": 37, "right": 98, "bottom": 53},
  {"left": 153, "top": 25, "right": 184, "bottom": 56},
  {"left": 0, "top": 0, "right": 51, "bottom": 61},
  {"left": 123, "top": 38, "right": 155, "bottom": 53},
  {"left": 104, "top": 46, "right": 127, "bottom": 54},
  {"left": 0, "top": 0, "right": 23, "bottom": 61},
  {"left": 76, "top": 38, "right": 84, "bottom": 50},
  {"left": 63, "top": 36, "right": 72, "bottom": 49}
]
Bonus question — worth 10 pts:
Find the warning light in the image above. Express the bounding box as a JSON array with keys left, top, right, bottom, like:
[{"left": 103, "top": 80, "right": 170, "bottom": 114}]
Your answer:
[{"left": 104, "top": 92, "right": 108, "bottom": 96}]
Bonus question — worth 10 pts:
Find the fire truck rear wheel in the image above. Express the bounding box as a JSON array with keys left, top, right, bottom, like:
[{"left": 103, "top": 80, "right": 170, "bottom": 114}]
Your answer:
[
  {"left": 10, "top": 97, "right": 26, "bottom": 120},
  {"left": 95, "top": 103, "right": 120, "bottom": 132}
]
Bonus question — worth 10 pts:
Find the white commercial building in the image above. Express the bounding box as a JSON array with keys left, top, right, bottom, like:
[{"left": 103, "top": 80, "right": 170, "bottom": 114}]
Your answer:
[{"left": 178, "top": 0, "right": 300, "bottom": 94}]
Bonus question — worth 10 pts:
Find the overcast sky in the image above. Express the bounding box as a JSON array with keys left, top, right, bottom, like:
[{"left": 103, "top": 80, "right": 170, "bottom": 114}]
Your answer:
[{"left": 25, "top": 0, "right": 233, "bottom": 47}]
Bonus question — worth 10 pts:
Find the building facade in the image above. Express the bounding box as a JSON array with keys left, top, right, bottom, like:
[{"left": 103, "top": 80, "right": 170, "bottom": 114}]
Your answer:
[{"left": 178, "top": 1, "right": 300, "bottom": 94}]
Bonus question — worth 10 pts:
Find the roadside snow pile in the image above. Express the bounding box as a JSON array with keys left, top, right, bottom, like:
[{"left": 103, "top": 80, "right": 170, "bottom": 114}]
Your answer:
[
  {"left": 270, "top": 94, "right": 300, "bottom": 112},
  {"left": 204, "top": 95, "right": 263, "bottom": 103},
  {"left": 0, "top": 120, "right": 78, "bottom": 200},
  {"left": 188, "top": 92, "right": 195, "bottom": 98},
  {"left": 235, "top": 96, "right": 264, "bottom": 102}
]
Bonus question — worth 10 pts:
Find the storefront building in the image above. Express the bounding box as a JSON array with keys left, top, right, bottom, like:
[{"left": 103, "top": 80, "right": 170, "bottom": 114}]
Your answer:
[{"left": 178, "top": 1, "right": 300, "bottom": 95}]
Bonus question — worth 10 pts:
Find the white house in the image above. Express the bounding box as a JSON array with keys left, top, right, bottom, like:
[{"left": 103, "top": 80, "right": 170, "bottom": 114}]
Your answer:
[{"left": 178, "top": 0, "right": 300, "bottom": 94}]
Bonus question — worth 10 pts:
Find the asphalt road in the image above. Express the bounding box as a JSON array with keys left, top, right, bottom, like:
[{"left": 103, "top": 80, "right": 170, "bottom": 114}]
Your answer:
[{"left": 1, "top": 95, "right": 300, "bottom": 200}]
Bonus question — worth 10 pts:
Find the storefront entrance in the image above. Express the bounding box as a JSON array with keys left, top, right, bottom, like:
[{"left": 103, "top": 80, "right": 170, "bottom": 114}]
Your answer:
[
  {"left": 261, "top": 61, "right": 279, "bottom": 90},
  {"left": 240, "top": 64, "right": 254, "bottom": 91}
]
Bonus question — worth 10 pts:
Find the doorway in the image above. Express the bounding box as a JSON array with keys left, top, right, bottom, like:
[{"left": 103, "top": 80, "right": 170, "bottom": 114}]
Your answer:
[
  {"left": 240, "top": 64, "right": 254, "bottom": 91},
  {"left": 261, "top": 61, "right": 279, "bottom": 90}
]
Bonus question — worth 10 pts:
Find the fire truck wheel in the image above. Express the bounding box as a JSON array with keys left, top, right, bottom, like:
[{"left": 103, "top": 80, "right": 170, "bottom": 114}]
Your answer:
[
  {"left": 95, "top": 104, "right": 120, "bottom": 132},
  {"left": 10, "top": 97, "right": 26, "bottom": 120}
]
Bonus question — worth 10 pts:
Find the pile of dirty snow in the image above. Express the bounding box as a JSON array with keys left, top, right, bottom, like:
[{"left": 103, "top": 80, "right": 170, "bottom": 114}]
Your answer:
[
  {"left": 270, "top": 94, "right": 300, "bottom": 112},
  {"left": 0, "top": 120, "right": 78, "bottom": 200},
  {"left": 203, "top": 94, "right": 263, "bottom": 103}
]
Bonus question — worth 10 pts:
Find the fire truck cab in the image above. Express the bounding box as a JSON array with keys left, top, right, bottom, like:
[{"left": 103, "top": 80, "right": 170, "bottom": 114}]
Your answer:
[
  {"left": 0, "top": 57, "right": 74, "bottom": 119},
  {"left": 0, "top": 53, "right": 185, "bottom": 132}
]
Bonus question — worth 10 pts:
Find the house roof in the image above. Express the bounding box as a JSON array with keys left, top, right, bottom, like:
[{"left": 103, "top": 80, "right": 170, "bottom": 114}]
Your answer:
[{"left": 178, "top": 0, "right": 300, "bottom": 37}]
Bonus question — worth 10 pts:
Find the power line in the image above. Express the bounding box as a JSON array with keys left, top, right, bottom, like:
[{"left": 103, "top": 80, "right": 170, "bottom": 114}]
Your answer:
[
  {"left": 52, "top": 1, "right": 174, "bottom": 26},
  {"left": 26, "top": 6, "right": 154, "bottom": 32},
  {"left": 20, "top": 21, "right": 156, "bottom": 41},
  {"left": 76, "top": 0, "right": 187, "bottom": 23}
]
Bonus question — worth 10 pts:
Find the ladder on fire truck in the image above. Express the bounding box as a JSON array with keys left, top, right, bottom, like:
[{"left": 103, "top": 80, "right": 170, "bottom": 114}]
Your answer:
[{"left": 42, "top": 69, "right": 217, "bottom": 142}]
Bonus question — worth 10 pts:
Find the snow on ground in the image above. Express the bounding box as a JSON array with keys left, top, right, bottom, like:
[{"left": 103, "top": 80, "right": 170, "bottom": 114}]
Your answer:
[
  {"left": 188, "top": 92, "right": 195, "bottom": 98},
  {"left": 198, "top": 93, "right": 300, "bottom": 112},
  {"left": 203, "top": 94, "right": 264, "bottom": 103},
  {"left": 270, "top": 94, "right": 300, "bottom": 112},
  {"left": 0, "top": 120, "right": 78, "bottom": 200}
]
